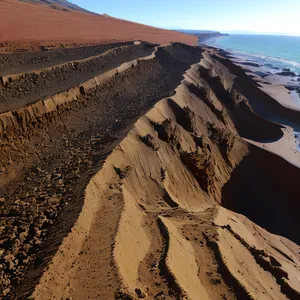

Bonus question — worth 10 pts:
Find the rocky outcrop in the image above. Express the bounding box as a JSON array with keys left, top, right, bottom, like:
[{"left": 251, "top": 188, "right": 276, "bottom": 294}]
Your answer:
[{"left": 276, "top": 71, "right": 297, "bottom": 77}]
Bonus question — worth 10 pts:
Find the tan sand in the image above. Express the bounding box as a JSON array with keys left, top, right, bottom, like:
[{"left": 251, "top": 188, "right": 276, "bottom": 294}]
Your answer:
[
  {"left": 32, "top": 53, "right": 300, "bottom": 299},
  {"left": 215, "top": 207, "right": 300, "bottom": 297},
  {"left": 160, "top": 216, "right": 210, "bottom": 299}
]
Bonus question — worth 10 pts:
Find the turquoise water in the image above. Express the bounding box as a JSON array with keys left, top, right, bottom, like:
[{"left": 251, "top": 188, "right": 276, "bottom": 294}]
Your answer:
[{"left": 206, "top": 34, "right": 300, "bottom": 74}]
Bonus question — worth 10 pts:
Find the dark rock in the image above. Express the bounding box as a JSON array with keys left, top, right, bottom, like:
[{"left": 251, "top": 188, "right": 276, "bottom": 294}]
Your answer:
[
  {"left": 135, "top": 288, "right": 146, "bottom": 298},
  {"left": 114, "top": 166, "right": 131, "bottom": 179},
  {"left": 254, "top": 71, "right": 269, "bottom": 78},
  {"left": 276, "top": 71, "right": 297, "bottom": 77},
  {"left": 140, "top": 134, "right": 159, "bottom": 150},
  {"left": 240, "top": 62, "right": 260, "bottom": 67}
]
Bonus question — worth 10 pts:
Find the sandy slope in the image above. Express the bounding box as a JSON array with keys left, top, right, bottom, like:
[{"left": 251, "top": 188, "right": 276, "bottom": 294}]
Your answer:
[
  {"left": 215, "top": 207, "right": 300, "bottom": 299},
  {"left": 0, "top": 42, "right": 205, "bottom": 299},
  {"left": 33, "top": 61, "right": 247, "bottom": 299},
  {"left": 32, "top": 52, "right": 300, "bottom": 299},
  {"left": 0, "top": 0, "right": 196, "bottom": 48}
]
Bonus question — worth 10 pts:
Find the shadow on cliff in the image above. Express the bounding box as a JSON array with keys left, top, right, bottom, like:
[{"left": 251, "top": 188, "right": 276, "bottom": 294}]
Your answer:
[
  {"left": 197, "top": 65, "right": 284, "bottom": 143},
  {"left": 222, "top": 144, "right": 300, "bottom": 244}
]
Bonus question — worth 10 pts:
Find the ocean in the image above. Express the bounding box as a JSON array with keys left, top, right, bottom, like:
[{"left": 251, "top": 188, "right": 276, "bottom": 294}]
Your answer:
[{"left": 205, "top": 34, "right": 300, "bottom": 74}]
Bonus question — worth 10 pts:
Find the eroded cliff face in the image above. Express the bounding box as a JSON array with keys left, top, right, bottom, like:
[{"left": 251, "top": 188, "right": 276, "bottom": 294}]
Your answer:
[{"left": 0, "top": 43, "right": 300, "bottom": 299}]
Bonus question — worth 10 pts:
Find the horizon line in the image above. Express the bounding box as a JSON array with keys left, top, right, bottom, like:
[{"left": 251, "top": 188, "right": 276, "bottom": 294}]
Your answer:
[{"left": 173, "top": 29, "right": 300, "bottom": 37}]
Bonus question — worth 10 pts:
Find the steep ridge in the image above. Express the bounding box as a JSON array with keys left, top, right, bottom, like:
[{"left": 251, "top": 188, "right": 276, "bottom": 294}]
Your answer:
[
  {"left": 33, "top": 49, "right": 300, "bottom": 299},
  {"left": 32, "top": 58, "right": 249, "bottom": 300},
  {"left": 0, "top": 43, "right": 203, "bottom": 299},
  {"left": 197, "top": 49, "right": 300, "bottom": 244},
  {"left": 197, "top": 51, "right": 284, "bottom": 143},
  {"left": 1, "top": 43, "right": 300, "bottom": 300},
  {"left": 212, "top": 52, "right": 300, "bottom": 132}
]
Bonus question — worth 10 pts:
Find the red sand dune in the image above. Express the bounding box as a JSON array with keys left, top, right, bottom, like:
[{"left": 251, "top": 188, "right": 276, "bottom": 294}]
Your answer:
[{"left": 0, "top": 0, "right": 196, "bottom": 47}]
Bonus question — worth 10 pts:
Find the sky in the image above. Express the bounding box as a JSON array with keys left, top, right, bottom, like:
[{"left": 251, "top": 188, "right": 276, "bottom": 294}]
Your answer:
[{"left": 70, "top": 0, "right": 300, "bottom": 35}]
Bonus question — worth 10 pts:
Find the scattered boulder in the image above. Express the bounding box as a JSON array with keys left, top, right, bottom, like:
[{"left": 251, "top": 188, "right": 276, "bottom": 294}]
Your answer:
[
  {"left": 140, "top": 134, "right": 159, "bottom": 151},
  {"left": 114, "top": 166, "right": 131, "bottom": 179},
  {"left": 135, "top": 288, "right": 146, "bottom": 298}
]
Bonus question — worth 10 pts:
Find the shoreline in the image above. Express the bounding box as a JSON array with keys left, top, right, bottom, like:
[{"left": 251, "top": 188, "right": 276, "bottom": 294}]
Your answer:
[
  {"left": 206, "top": 43, "right": 300, "bottom": 161},
  {"left": 203, "top": 41, "right": 300, "bottom": 105},
  {"left": 204, "top": 35, "right": 300, "bottom": 73}
]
